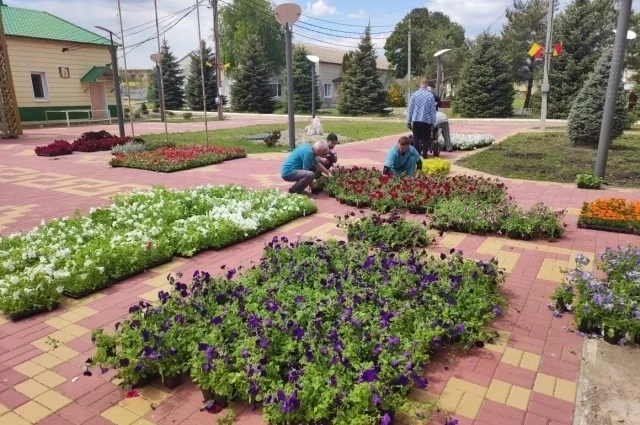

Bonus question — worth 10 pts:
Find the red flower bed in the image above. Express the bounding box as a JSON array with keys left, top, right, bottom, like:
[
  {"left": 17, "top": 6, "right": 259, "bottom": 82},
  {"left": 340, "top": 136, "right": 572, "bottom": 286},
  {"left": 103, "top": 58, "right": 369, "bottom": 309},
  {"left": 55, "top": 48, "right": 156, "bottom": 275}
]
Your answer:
[
  {"left": 72, "top": 137, "right": 132, "bottom": 152},
  {"left": 324, "top": 166, "right": 507, "bottom": 212},
  {"left": 34, "top": 140, "right": 73, "bottom": 157},
  {"left": 110, "top": 145, "right": 247, "bottom": 172}
]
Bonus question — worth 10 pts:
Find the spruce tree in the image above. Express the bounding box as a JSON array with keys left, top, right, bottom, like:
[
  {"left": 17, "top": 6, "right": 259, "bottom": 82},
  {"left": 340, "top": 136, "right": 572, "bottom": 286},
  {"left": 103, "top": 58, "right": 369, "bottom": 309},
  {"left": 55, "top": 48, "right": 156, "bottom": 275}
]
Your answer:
[
  {"left": 338, "top": 26, "right": 388, "bottom": 115},
  {"left": 284, "top": 46, "right": 321, "bottom": 113},
  {"left": 230, "top": 35, "right": 275, "bottom": 113},
  {"left": 567, "top": 48, "right": 628, "bottom": 146},
  {"left": 453, "top": 33, "right": 514, "bottom": 118},
  {"left": 159, "top": 39, "right": 185, "bottom": 110},
  {"left": 147, "top": 66, "right": 158, "bottom": 108},
  {"left": 547, "top": 0, "right": 616, "bottom": 119},
  {"left": 185, "top": 40, "right": 219, "bottom": 111}
]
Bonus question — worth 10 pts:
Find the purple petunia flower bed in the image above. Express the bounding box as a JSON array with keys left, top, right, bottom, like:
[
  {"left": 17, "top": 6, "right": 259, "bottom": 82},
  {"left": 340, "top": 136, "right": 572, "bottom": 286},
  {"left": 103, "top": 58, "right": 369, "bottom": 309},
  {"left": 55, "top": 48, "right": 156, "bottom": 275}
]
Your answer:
[{"left": 90, "top": 238, "right": 505, "bottom": 424}]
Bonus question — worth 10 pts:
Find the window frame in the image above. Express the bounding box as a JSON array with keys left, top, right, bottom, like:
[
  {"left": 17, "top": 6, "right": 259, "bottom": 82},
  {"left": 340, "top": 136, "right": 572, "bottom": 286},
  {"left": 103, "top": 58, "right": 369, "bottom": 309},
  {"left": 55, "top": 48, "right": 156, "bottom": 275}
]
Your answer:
[
  {"left": 270, "top": 83, "right": 282, "bottom": 98},
  {"left": 30, "top": 71, "right": 50, "bottom": 102},
  {"left": 323, "top": 83, "right": 333, "bottom": 98}
]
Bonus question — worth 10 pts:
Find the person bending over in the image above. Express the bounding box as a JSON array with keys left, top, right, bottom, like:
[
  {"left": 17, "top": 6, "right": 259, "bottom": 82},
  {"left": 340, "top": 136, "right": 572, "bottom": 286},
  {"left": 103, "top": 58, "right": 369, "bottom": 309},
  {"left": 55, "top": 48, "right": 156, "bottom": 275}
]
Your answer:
[
  {"left": 317, "top": 133, "right": 339, "bottom": 171},
  {"left": 383, "top": 136, "right": 422, "bottom": 177},
  {"left": 281, "top": 140, "right": 331, "bottom": 194}
]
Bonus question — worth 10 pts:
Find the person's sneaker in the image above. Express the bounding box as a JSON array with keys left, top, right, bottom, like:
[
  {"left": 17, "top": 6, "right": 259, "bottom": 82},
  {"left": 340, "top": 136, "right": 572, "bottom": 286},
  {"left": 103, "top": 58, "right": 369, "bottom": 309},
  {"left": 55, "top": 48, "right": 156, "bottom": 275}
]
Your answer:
[{"left": 311, "top": 187, "right": 323, "bottom": 195}]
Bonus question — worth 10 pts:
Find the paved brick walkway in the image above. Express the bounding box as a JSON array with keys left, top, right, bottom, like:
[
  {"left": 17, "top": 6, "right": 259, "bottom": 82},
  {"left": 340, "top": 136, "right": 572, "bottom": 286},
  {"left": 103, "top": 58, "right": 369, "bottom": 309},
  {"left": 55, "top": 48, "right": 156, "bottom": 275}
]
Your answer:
[{"left": 0, "top": 120, "right": 639, "bottom": 425}]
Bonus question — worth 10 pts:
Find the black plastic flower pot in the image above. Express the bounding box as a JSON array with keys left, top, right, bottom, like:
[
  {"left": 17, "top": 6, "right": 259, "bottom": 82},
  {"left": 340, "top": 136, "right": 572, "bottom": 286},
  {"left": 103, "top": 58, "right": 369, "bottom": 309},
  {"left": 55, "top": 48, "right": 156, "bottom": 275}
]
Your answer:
[
  {"left": 162, "top": 374, "right": 182, "bottom": 389},
  {"left": 576, "top": 319, "right": 594, "bottom": 334},
  {"left": 213, "top": 393, "right": 229, "bottom": 408},
  {"left": 133, "top": 373, "right": 158, "bottom": 388},
  {"left": 634, "top": 333, "right": 640, "bottom": 345},
  {"left": 603, "top": 327, "right": 625, "bottom": 345},
  {"left": 339, "top": 199, "right": 346, "bottom": 205},
  {"left": 555, "top": 300, "right": 568, "bottom": 313},
  {"left": 201, "top": 388, "right": 214, "bottom": 401}
]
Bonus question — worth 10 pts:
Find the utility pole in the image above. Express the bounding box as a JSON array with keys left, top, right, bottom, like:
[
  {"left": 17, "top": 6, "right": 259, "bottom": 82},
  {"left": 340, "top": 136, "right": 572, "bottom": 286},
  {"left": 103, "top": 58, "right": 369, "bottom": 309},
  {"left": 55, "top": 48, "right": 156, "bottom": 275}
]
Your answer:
[
  {"left": 107, "top": 33, "right": 125, "bottom": 138},
  {"left": 195, "top": 0, "right": 209, "bottom": 146},
  {"left": 594, "top": 0, "right": 633, "bottom": 178},
  {"left": 540, "top": 0, "right": 555, "bottom": 131},
  {"left": 284, "top": 23, "right": 295, "bottom": 150},
  {"left": 153, "top": 0, "right": 169, "bottom": 142},
  {"left": 116, "top": 0, "right": 135, "bottom": 137},
  {"left": 212, "top": 0, "right": 223, "bottom": 121},
  {"left": 407, "top": 18, "right": 412, "bottom": 101},
  {"left": 0, "top": 3, "right": 22, "bottom": 138}
]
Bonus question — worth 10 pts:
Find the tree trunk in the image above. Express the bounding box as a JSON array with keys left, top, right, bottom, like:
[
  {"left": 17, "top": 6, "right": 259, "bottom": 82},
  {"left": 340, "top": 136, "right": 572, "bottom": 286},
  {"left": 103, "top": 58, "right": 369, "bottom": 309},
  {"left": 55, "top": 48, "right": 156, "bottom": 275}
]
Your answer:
[{"left": 523, "top": 57, "right": 535, "bottom": 109}]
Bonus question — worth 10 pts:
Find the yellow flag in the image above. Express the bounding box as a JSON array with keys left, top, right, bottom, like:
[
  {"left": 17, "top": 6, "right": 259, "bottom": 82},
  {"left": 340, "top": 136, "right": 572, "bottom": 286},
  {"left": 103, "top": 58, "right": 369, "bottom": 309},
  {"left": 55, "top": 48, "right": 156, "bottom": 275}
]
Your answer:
[{"left": 528, "top": 42, "right": 543, "bottom": 58}]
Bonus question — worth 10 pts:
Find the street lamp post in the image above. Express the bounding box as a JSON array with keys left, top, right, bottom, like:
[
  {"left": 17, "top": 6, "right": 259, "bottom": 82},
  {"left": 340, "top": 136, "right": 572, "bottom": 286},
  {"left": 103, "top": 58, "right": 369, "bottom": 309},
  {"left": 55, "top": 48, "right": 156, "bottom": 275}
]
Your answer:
[
  {"left": 95, "top": 26, "right": 125, "bottom": 137},
  {"left": 595, "top": 3, "right": 635, "bottom": 178},
  {"left": 433, "top": 49, "right": 451, "bottom": 99},
  {"left": 274, "top": 3, "right": 302, "bottom": 151},
  {"left": 306, "top": 55, "right": 319, "bottom": 118}
]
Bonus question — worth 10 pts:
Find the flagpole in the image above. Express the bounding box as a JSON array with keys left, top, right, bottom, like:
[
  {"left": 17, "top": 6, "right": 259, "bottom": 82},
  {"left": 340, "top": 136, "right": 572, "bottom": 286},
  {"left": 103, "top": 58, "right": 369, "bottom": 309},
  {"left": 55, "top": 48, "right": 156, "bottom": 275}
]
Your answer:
[
  {"left": 540, "top": 0, "right": 555, "bottom": 131},
  {"left": 117, "top": 0, "right": 135, "bottom": 137},
  {"left": 195, "top": 0, "right": 210, "bottom": 146}
]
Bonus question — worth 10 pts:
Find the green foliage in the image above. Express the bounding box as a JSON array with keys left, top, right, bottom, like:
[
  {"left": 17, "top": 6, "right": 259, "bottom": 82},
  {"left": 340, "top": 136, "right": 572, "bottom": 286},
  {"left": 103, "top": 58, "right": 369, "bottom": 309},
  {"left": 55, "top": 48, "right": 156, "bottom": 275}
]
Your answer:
[
  {"left": 338, "top": 26, "right": 388, "bottom": 115},
  {"left": 384, "top": 8, "right": 467, "bottom": 80},
  {"left": 183, "top": 112, "right": 193, "bottom": 120},
  {"left": 185, "top": 41, "right": 219, "bottom": 111},
  {"left": 220, "top": 0, "right": 285, "bottom": 76},
  {"left": 144, "top": 140, "right": 176, "bottom": 151},
  {"left": 140, "top": 102, "right": 148, "bottom": 112},
  {"left": 500, "top": 0, "right": 548, "bottom": 108},
  {"left": 263, "top": 130, "right": 281, "bottom": 148},
  {"left": 625, "top": 103, "right": 640, "bottom": 130},
  {"left": 387, "top": 84, "right": 406, "bottom": 107},
  {"left": 567, "top": 48, "right": 628, "bottom": 146},
  {"left": 336, "top": 211, "right": 433, "bottom": 250},
  {"left": 453, "top": 33, "right": 514, "bottom": 118},
  {"left": 575, "top": 173, "right": 604, "bottom": 189},
  {"left": 341, "top": 51, "right": 355, "bottom": 74},
  {"left": 230, "top": 35, "right": 275, "bottom": 113},
  {"left": 283, "top": 46, "right": 322, "bottom": 113},
  {"left": 159, "top": 39, "right": 185, "bottom": 110},
  {"left": 547, "top": 0, "right": 617, "bottom": 119},
  {"left": 146, "top": 67, "right": 158, "bottom": 107}
]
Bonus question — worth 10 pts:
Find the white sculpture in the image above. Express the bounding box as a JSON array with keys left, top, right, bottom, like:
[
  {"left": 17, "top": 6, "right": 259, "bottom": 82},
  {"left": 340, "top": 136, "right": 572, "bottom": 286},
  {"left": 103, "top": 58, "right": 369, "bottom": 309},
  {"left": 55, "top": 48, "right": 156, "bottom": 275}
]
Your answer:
[{"left": 305, "top": 117, "right": 324, "bottom": 136}]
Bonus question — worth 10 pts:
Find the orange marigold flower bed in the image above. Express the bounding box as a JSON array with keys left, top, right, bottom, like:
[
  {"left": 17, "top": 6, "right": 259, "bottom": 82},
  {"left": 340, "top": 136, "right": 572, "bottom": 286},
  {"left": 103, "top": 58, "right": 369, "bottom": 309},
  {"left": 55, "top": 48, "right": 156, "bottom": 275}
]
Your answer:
[{"left": 578, "top": 198, "right": 640, "bottom": 234}]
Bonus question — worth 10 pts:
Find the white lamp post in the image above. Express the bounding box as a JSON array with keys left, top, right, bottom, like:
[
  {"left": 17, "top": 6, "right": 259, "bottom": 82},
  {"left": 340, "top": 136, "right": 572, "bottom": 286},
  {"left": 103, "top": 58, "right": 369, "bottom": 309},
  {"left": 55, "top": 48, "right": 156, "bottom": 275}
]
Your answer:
[
  {"left": 433, "top": 49, "right": 452, "bottom": 98},
  {"left": 306, "top": 55, "right": 319, "bottom": 118},
  {"left": 275, "top": 3, "right": 302, "bottom": 151}
]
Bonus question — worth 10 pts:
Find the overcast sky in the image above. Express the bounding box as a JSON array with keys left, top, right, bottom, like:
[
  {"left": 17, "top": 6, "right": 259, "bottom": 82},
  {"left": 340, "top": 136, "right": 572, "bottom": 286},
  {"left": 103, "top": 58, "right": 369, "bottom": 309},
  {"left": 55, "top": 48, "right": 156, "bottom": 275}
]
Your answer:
[{"left": 17, "top": 0, "right": 578, "bottom": 69}]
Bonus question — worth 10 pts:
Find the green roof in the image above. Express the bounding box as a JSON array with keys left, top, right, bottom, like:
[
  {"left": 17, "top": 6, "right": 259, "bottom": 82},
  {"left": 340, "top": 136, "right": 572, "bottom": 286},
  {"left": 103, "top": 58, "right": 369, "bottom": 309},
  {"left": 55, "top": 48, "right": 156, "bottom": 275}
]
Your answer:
[
  {"left": 1, "top": 4, "right": 111, "bottom": 46},
  {"left": 80, "top": 66, "right": 112, "bottom": 83}
]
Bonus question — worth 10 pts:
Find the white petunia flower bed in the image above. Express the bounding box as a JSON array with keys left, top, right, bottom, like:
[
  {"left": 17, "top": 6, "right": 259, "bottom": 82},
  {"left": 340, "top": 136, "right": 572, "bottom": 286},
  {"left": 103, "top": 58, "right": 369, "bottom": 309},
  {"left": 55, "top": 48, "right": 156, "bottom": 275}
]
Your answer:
[
  {"left": 438, "top": 133, "right": 495, "bottom": 151},
  {"left": 0, "top": 185, "right": 316, "bottom": 318}
]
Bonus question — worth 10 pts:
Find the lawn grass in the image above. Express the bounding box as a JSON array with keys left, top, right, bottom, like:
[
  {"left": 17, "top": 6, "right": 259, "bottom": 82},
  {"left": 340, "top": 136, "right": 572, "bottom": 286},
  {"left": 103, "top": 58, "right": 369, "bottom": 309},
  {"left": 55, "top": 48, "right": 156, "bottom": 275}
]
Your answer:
[
  {"left": 457, "top": 131, "right": 640, "bottom": 188},
  {"left": 141, "top": 120, "right": 407, "bottom": 154}
]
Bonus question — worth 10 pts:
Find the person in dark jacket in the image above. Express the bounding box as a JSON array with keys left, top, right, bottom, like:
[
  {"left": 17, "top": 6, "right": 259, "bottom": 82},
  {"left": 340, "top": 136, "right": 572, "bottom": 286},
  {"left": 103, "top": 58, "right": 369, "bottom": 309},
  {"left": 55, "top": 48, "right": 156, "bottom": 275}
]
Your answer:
[{"left": 427, "top": 84, "right": 442, "bottom": 111}]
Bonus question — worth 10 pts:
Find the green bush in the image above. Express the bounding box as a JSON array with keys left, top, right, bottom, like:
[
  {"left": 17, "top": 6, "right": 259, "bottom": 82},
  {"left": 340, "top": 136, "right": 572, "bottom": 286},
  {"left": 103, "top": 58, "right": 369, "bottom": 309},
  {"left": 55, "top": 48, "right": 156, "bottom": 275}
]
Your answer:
[
  {"left": 167, "top": 111, "right": 175, "bottom": 116},
  {"left": 144, "top": 140, "right": 176, "bottom": 151},
  {"left": 263, "top": 130, "right": 281, "bottom": 148},
  {"left": 140, "top": 102, "right": 148, "bottom": 112},
  {"left": 625, "top": 103, "right": 640, "bottom": 130},
  {"left": 183, "top": 112, "right": 193, "bottom": 119},
  {"left": 576, "top": 173, "right": 604, "bottom": 189},
  {"left": 567, "top": 47, "right": 628, "bottom": 146}
]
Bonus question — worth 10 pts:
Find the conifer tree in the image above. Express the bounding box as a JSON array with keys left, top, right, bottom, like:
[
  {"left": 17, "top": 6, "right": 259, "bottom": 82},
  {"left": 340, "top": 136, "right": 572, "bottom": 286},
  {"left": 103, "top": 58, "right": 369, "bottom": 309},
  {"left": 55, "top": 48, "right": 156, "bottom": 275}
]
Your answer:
[
  {"left": 159, "top": 39, "right": 185, "bottom": 110},
  {"left": 284, "top": 46, "right": 321, "bottom": 113},
  {"left": 147, "top": 66, "right": 158, "bottom": 108},
  {"left": 453, "top": 33, "right": 514, "bottom": 118},
  {"left": 185, "top": 41, "right": 219, "bottom": 111},
  {"left": 230, "top": 35, "right": 275, "bottom": 113},
  {"left": 338, "top": 26, "right": 388, "bottom": 115},
  {"left": 567, "top": 47, "right": 628, "bottom": 146}
]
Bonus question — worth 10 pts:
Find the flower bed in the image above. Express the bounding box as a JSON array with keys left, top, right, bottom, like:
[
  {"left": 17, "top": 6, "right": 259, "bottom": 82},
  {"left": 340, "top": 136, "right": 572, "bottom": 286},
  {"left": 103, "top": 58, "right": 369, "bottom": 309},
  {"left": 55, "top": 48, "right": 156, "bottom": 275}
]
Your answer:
[
  {"left": 421, "top": 158, "right": 450, "bottom": 175},
  {"left": 90, "top": 238, "right": 504, "bottom": 424},
  {"left": 0, "top": 186, "right": 316, "bottom": 318},
  {"left": 111, "top": 140, "right": 175, "bottom": 155},
  {"left": 324, "top": 167, "right": 566, "bottom": 241},
  {"left": 449, "top": 134, "right": 495, "bottom": 151},
  {"left": 72, "top": 137, "right": 132, "bottom": 152},
  {"left": 337, "top": 211, "right": 433, "bottom": 250},
  {"left": 578, "top": 198, "right": 640, "bottom": 234},
  {"left": 110, "top": 146, "right": 247, "bottom": 172},
  {"left": 552, "top": 246, "right": 640, "bottom": 345},
  {"left": 34, "top": 140, "right": 73, "bottom": 157}
]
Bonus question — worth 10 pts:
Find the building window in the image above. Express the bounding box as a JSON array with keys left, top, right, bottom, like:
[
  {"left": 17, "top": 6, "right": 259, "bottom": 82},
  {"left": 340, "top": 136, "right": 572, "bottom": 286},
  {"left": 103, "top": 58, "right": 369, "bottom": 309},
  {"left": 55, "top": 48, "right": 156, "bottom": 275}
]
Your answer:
[
  {"left": 324, "top": 83, "right": 333, "bottom": 98},
  {"left": 270, "top": 83, "right": 282, "bottom": 98},
  {"left": 30, "top": 72, "right": 50, "bottom": 101}
]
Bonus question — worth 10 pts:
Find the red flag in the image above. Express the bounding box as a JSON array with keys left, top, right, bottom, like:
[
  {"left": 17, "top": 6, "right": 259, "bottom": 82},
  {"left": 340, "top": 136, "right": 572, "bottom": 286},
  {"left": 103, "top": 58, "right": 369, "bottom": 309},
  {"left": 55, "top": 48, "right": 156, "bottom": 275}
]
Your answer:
[{"left": 553, "top": 41, "right": 563, "bottom": 57}]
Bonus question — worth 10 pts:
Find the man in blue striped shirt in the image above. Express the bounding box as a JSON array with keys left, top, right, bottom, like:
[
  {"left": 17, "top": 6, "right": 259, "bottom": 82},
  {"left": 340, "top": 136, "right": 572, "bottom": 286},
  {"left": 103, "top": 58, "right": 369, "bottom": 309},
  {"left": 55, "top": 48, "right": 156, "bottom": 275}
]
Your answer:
[{"left": 406, "top": 79, "right": 437, "bottom": 158}]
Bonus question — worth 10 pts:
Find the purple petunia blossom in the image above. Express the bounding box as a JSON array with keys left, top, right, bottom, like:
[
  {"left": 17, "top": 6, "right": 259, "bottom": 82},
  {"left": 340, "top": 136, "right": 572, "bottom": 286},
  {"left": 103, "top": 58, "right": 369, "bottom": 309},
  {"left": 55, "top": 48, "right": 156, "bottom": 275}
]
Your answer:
[
  {"left": 328, "top": 375, "right": 337, "bottom": 387},
  {"left": 371, "top": 393, "right": 382, "bottom": 406},
  {"left": 381, "top": 413, "right": 392, "bottom": 425},
  {"left": 257, "top": 338, "right": 269, "bottom": 349},
  {"left": 210, "top": 315, "right": 223, "bottom": 325},
  {"left": 241, "top": 349, "right": 249, "bottom": 359},
  {"left": 119, "top": 358, "right": 129, "bottom": 367},
  {"left": 492, "top": 306, "right": 503, "bottom": 316},
  {"left": 130, "top": 320, "right": 141, "bottom": 328},
  {"left": 294, "top": 295, "right": 305, "bottom": 303},
  {"left": 226, "top": 269, "right": 236, "bottom": 280},
  {"left": 266, "top": 300, "right": 279, "bottom": 313},
  {"left": 363, "top": 256, "right": 375, "bottom": 269},
  {"left": 389, "top": 336, "right": 400, "bottom": 346},
  {"left": 292, "top": 326, "right": 305, "bottom": 340},
  {"left": 445, "top": 418, "right": 459, "bottom": 425},
  {"left": 593, "top": 294, "right": 604, "bottom": 305},
  {"left": 394, "top": 375, "right": 409, "bottom": 386},
  {"left": 174, "top": 314, "right": 185, "bottom": 324},
  {"left": 358, "top": 368, "right": 377, "bottom": 383}
]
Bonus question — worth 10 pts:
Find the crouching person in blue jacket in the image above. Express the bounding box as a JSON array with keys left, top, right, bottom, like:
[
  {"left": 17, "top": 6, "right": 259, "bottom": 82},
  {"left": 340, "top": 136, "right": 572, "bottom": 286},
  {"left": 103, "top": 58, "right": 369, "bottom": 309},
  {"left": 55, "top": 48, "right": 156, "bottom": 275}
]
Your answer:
[{"left": 383, "top": 136, "right": 422, "bottom": 177}]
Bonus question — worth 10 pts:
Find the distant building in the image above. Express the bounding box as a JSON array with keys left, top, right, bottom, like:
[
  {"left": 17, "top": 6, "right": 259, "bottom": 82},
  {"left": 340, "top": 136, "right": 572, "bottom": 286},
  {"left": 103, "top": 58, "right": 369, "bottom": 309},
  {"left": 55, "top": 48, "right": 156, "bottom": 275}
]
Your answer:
[
  {"left": 177, "top": 51, "right": 230, "bottom": 100},
  {"left": 121, "top": 68, "right": 151, "bottom": 101},
  {"left": 1, "top": 1, "right": 117, "bottom": 124}
]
